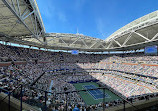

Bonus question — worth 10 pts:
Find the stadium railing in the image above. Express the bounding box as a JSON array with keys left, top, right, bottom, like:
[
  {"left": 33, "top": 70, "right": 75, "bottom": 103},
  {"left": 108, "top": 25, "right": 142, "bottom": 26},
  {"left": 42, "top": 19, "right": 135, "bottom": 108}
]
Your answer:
[
  {"left": 2, "top": 82, "right": 158, "bottom": 111},
  {"left": 23, "top": 85, "right": 140, "bottom": 111}
]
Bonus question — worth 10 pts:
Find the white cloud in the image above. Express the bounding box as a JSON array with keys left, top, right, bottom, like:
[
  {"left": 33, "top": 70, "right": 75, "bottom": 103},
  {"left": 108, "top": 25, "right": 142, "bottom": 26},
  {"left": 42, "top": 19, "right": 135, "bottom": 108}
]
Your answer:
[
  {"left": 58, "top": 12, "right": 67, "bottom": 22},
  {"left": 96, "top": 18, "right": 108, "bottom": 39},
  {"left": 38, "top": 0, "right": 67, "bottom": 23},
  {"left": 74, "top": 0, "right": 86, "bottom": 12},
  {"left": 96, "top": 18, "right": 104, "bottom": 34},
  {"left": 39, "top": 0, "right": 55, "bottom": 18}
]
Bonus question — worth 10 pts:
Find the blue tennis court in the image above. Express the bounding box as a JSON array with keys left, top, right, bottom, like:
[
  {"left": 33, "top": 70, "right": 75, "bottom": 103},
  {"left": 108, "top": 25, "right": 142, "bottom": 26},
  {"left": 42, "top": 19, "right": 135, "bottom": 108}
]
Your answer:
[{"left": 83, "top": 85, "right": 110, "bottom": 99}]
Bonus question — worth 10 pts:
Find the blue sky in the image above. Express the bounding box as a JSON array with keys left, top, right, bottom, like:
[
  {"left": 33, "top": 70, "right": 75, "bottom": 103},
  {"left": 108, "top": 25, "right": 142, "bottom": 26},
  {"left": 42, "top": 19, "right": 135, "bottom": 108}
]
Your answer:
[{"left": 36, "top": 0, "right": 158, "bottom": 40}]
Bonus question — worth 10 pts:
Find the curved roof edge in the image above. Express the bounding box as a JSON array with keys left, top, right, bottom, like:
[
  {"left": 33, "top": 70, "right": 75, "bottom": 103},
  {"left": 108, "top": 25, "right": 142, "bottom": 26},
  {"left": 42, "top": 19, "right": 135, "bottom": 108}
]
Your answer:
[
  {"left": 45, "top": 33, "right": 102, "bottom": 40},
  {"left": 106, "top": 10, "right": 158, "bottom": 42},
  {"left": 1, "top": 1, "right": 157, "bottom": 52},
  {"left": 29, "top": 0, "right": 45, "bottom": 33}
]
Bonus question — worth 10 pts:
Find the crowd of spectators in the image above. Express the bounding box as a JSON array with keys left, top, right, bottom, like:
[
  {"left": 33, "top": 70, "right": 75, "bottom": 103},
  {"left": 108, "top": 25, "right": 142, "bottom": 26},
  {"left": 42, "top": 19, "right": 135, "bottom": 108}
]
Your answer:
[{"left": 0, "top": 43, "right": 158, "bottom": 111}]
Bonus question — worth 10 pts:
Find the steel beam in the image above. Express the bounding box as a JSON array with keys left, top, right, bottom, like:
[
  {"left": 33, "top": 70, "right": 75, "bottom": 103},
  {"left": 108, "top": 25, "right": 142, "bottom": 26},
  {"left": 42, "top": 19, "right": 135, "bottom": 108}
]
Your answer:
[
  {"left": 90, "top": 41, "right": 99, "bottom": 48},
  {"left": 107, "top": 41, "right": 113, "bottom": 49},
  {"left": 152, "top": 32, "right": 158, "bottom": 40},
  {"left": 22, "top": 11, "right": 34, "bottom": 20},
  {"left": 80, "top": 38, "right": 89, "bottom": 48},
  {"left": 122, "top": 32, "right": 133, "bottom": 46},
  {"left": 113, "top": 39, "right": 122, "bottom": 47},
  {"left": 69, "top": 38, "right": 80, "bottom": 46},
  {"left": 59, "top": 38, "right": 69, "bottom": 46},
  {"left": 16, "top": 0, "right": 21, "bottom": 16},
  {"left": 2, "top": 0, "right": 35, "bottom": 35},
  {"left": 134, "top": 32, "right": 150, "bottom": 41}
]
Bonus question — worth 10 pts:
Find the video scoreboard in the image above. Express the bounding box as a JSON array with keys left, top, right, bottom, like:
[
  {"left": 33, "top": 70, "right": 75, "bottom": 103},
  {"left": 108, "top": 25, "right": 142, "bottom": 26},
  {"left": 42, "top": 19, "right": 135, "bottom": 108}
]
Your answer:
[{"left": 144, "top": 46, "right": 157, "bottom": 55}]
